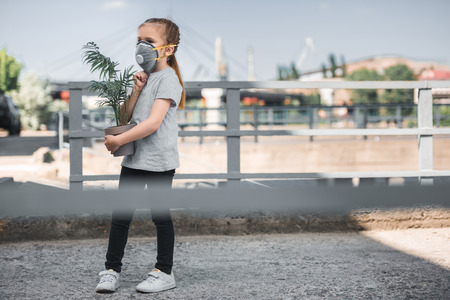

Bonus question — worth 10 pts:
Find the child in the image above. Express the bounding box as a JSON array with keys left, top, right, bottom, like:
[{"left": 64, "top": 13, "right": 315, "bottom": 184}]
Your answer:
[{"left": 96, "top": 18, "right": 185, "bottom": 294}]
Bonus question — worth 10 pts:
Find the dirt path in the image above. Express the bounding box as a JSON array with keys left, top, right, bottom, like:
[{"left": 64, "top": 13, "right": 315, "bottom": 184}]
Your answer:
[{"left": 1, "top": 228, "right": 448, "bottom": 299}]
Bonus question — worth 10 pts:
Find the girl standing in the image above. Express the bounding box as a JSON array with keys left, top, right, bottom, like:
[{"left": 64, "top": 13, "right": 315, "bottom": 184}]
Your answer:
[{"left": 95, "top": 18, "right": 185, "bottom": 294}]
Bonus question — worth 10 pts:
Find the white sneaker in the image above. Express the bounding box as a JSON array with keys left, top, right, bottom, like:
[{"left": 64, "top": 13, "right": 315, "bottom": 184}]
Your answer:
[
  {"left": 95, "top": 270, "right": 120, "bottom": 293},
  {"left": 136, "top": 268, "right": 176, "bottom": 293}
]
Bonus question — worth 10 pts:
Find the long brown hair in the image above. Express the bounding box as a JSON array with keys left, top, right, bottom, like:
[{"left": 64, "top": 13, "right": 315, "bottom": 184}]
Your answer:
[{"left": 139, "top": 18, "right": 185, "bottom": 110}]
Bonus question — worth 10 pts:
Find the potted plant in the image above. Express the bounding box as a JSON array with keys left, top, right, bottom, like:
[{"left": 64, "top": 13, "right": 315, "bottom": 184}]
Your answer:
[{"left": 82, "top": 42, "right": 136, "bottom": 156}]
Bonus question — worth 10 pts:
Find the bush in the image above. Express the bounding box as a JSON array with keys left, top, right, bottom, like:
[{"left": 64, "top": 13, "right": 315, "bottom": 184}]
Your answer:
[{"left": 11, "top": 72, "right": 57, "bottom": 130}]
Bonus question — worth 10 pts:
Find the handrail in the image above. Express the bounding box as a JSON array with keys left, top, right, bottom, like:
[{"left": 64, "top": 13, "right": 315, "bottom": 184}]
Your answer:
[
  {"left": 69, "top": 80, "right": 450, "bottom": 90},
  {"left": 68, "top": 80, "right": 450, "bottom": 190}
]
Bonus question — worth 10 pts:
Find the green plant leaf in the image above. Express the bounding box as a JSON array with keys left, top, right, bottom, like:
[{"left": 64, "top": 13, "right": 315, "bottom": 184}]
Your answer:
[{"left": 82, "top": 42, "right": 136, "bottom": 126}]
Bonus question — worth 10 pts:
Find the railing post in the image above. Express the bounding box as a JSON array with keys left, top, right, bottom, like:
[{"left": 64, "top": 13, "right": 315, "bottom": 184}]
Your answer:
[
  {"left": 435, "top": 104, "right": 441, "bottom": 128},
  {"left": 396, "top": 105, "right": 402, "bottom": 128},
  {"left": 418, "top": 88, "right": 433, "bottom": 185},
  {"left": 328, "top": 107, "right": 333, "bottom": 128},
  {"left": 311, "top": 107, "right": 319, "bottom": 142},
  {"left": 253, "top": 105, "right": 259, "bottom": 143},
  {"left": 57, "top": 111, "right": 64, "bottom": 163},
  {"left": 354, "top": 106, "right": 361, "bottom": 128},
  {"left": 312, "top": 107, "right": 319, "bottom": 129},
  {"left": 199, "top": 108, "right": 203, "bottom": 145},
  {"left": 268, "top": 108, "right": 274, "bottom": 129},
  {"left": 69, "top": 83, "right": 83, "bottom": 191},
  {"left": 363, "top": 106, "right": 368, "bottom": 140},
  {"left": 180, "top": 109, "right": 186, "bottom": 142},
  {"left": 226, "top": 88, "right": 241, "bottom": 187}
]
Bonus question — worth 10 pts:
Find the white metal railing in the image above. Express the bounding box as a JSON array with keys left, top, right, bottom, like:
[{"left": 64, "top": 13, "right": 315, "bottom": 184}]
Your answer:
[
  {"left": 68, "top": 80, "right": 450, "bottom": 190},
  {"left": 68, "top": 103, "right": 450, "bottom": 145}
]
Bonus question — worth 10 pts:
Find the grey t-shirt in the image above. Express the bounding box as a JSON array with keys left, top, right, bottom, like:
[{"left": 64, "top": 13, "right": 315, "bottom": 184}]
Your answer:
[{"left": 122, "top": 67, "right": 182, "bottom": 171}]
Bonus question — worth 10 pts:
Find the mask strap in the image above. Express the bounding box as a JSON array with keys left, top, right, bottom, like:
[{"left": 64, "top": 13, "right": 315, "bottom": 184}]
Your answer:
[
  {"left": 152, "top": 44, "right": 178, "bottom": 51},
  {"left": 153, "top": 45, "right": 178, "bottom": 60}
]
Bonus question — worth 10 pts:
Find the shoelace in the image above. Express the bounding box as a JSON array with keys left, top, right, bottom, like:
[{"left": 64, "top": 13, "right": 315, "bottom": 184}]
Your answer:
[{"left": 100, "top": 274, "right": 116, "bottom": 283}]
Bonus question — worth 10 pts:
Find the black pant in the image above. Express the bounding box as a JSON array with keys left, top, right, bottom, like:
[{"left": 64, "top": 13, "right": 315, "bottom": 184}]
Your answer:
[{"left": 105, "top": 166, "right": 175, "bottom": 274}]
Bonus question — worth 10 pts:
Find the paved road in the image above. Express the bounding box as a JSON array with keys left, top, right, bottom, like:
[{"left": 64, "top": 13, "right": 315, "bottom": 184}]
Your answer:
[
  {"left": 0, "top": 136, "right": 58, "bottom": 156},
  {"left": 1, "top": 229, "right": 449, "bottom": 299}
]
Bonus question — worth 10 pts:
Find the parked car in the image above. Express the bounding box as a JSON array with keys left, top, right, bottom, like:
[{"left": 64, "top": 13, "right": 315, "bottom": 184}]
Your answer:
[{"left": 0, "top": 94, "right": 21, "bottom": 135}]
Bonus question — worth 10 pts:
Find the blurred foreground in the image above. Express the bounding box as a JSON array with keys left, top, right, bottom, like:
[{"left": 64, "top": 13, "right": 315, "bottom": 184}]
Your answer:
[
  {"left": 0, "top": 229, "right": 448, "bottom": 299},
  {"left": 1, "top": 129, "right": 450, "bottom": 190},
  {"left": 1, "top": 131, "right": 449, "bottom": 299}
]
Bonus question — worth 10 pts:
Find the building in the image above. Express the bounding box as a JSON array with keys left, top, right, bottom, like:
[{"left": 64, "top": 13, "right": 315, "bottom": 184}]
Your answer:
[
  {"left": 345, "top": 55, "right": 449, "bottom": 76},
  {"left": 298, "top": 55, "right": 450, "bottom": 105},
  {"left": 419, "top": 70, "right": 450, "bottom": 103}
]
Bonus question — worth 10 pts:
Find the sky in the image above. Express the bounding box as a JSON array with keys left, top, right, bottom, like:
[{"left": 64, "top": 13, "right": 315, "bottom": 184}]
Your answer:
[{"left": 1, "top": 0, "right": 450, "bottom": 83}]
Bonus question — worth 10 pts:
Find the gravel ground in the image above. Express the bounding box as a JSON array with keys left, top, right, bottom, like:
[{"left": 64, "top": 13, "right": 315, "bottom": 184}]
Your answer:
[{"left": 1, "top": 229, "right": 449, "bottom": 300}]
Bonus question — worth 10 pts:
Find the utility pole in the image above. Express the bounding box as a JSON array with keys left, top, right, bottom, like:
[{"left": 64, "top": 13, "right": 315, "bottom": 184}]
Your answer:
[
  {"left": 201, "top": 36, "right": 228, "bottom": 128},
  {"left": 248, "top": 46, "right": 255, "bottom": 81},
  {"left": 215, "top": 36, "right": 228, "bottom": 81}
]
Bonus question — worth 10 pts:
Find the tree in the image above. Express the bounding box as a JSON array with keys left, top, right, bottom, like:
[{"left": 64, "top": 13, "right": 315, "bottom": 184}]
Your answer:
[
  {"left": 383, "top": 64, "right": 416, "bottom": 104},
  {"left": 277, "top": 62, "right": 300, "bottom": 80},
  {"left": 303, "top": 93, "right": 321, "bottom": 105},
  {"left": 321, "top": 64, "right": 327, "bottom": 78},
  {"left": 329, "top": 53, "right": 337, "bottom": 78},
  {"left": 382, "top": 64, "right": 416, "bottom": 115},
  {"left": 340, "top": 55, "right": 347, "bottom": 77},
  {"left": 290, "top": 62, "right": 300, "bottom": 80},
  {"left": 0, "top": 48, "right": 22, "bottom": 94},
  {"left": 277, "top": 65, "right": 284, "bottom": 81},
  {"left": 11, "top": 72, "right": 66, "bottom": 130},
  {"left": 322, "top": 53, "right": 346, "bottom": 78},
  {"left": 345, "top": 68, "right": 384, "bottom": 104}
]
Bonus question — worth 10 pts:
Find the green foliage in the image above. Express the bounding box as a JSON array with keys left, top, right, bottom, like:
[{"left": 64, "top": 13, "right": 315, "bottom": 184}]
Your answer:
[
  {"left": 321, "top": 53, "right": 346, "bottom": 78},
  {"left": 381, "top": 64, "right": 417, "bottom": 115},
  {"left": 82, "top": 42, "right": 135, "bottom": 126},
  {"left": 11, "top": 72, "right": 62, "bottom": 130},
  {"left": 340, "top": 55, "right": 347, "bottom": 77},
  {"left": 43, "top": 151, "right": 55, "bottom": 163},
  {"left": 277, "top": 62, "right": 300, "bottom": 81},
  {"left": 345, "top": 64, "right": 418, "bottom": 119},
  {"left": 345, "top": 68, "right": 384, "bottom": 104},
  {"left": 277, "top": 66, "right": 283, "bottom": 81},
  {"left": 329, "top": 53, "right": 337, "bottom": 78},
  {"left": 290, "top": 63, "right": 299, "bottom": 80},
  {"left": 290, "top": 98, "right": 301, "bottom": 106},
  {"left": 321, "top": 64, "right": 327, "bottom": 78},
  {"left": 82, "top": 42, "right": 119, "bottom": 81},
  {"left": 0, "top": 48, "right": 22, "bottom": 94},
  {"left": 346, "top": 67, "right": 384, "bottom": 81},
  {"left": 438, "top": 105, "right": 450, "bottom": 126},
  {"left": 303, "top": 93, "right": 321, "bottom": 106},
  {"left": 382, "top": 64, "right": 416, "bottom": 104},
  {"left": 47, "top": 98, "right": 68, "bottom": 115},
  {"left": 384, "top": 64, "right": 415, "bottom": 81}
]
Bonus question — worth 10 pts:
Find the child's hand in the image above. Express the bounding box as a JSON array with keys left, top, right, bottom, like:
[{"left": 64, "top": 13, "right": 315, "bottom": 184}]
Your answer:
[
  {"left": 104, "top": 135, "right": 121, "bottom": 155},
  {"left": 133, "top": 71, "right": 148, "bottom": 92}
]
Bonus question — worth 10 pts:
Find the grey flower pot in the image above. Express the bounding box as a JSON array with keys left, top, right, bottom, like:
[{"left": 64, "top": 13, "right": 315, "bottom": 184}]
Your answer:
[{"left": 104, "top": 123, "right": 137, "bottom": 157}]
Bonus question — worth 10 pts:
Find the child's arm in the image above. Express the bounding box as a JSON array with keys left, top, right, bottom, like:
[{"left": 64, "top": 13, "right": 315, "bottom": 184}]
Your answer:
[
  {"left": 105, "top": 98, "right": 171, "bottom": 154},
  {"left": 119, "top": 72, "right": 148, "bottom": 125}
]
